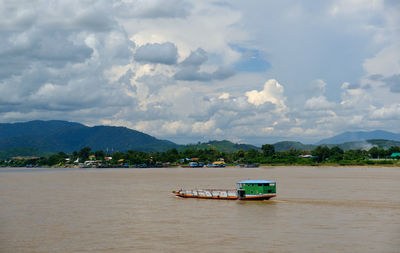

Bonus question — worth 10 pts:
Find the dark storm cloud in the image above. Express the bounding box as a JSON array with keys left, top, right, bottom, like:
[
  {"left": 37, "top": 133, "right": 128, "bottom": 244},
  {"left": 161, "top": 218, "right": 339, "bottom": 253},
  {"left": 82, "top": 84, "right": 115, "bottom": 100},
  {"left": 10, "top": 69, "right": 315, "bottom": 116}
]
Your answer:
[
  {"left": 134, "top": 42, "right": 178, "bottom": 65},
  {"left": 0, "top": 0, "right": 136, "bottom": 123}
]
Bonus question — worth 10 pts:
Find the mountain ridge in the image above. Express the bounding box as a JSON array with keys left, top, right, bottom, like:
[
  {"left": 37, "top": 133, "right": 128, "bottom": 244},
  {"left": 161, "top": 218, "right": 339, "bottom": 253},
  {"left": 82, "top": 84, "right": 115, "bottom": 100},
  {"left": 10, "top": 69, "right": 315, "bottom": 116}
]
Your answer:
[
  {"left": 317, "top": 130, "right": 400, "bottom": 144},
  {"left": 0, "top": 120, "right": 178, "bottom": 153},
  {"left": 1, "top": 121, "right": 400, "bottom": 158}
]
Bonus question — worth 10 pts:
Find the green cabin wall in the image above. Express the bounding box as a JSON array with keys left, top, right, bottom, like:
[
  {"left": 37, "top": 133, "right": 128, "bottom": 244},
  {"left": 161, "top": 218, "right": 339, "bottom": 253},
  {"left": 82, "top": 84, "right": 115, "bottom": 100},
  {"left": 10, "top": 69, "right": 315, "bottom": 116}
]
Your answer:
[{"left": 238, "top": 183, "right": 276, "bottom": 195}]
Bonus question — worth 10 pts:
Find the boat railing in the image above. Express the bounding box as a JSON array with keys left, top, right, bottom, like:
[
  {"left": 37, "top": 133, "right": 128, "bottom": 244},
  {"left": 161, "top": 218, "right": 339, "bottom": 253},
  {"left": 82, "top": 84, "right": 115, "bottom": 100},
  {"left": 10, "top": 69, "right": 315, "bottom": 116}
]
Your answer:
[{"left": 178, "top": 189, "right": 238, "bottom": 198}]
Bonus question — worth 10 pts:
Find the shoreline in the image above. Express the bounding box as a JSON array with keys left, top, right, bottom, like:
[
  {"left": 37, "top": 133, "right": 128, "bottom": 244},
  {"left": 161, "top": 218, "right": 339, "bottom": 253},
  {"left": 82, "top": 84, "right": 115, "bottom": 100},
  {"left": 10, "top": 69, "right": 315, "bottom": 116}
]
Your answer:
[{"left": 1, "top": 164, "right": 399, "bottom": 170}]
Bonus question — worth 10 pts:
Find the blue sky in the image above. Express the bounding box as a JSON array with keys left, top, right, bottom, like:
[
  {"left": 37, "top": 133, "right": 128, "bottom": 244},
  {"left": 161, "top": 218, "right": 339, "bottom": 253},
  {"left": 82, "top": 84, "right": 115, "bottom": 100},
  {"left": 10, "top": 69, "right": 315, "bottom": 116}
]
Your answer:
[{"left": 0, "top": 0, "right": 399, "bottom": 145}]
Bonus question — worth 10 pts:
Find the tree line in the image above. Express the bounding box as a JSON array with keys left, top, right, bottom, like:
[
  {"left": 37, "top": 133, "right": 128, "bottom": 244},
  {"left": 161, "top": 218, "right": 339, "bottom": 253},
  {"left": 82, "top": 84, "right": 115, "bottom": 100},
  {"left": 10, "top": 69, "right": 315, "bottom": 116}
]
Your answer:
[{"left": 1, "top": 144, "right": 400, "bottom": 167}]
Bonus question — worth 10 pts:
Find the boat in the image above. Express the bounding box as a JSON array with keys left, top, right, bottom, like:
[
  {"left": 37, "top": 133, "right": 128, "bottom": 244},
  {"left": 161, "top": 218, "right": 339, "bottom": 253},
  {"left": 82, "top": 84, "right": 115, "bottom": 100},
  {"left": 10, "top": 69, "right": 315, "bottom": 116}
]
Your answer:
[
  {"left": 181, "top": 162, "right": 204, "bottom": 168},
  {"left": 173, "top": 180, "right": 276, "bottom": 200}
]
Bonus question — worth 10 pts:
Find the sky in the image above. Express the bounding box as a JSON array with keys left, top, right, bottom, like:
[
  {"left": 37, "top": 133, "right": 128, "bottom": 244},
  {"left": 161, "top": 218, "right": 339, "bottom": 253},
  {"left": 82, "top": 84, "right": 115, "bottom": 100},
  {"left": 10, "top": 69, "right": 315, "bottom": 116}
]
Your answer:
[{"left": 0, "top": 0, "right": 399, "bottom": 145}]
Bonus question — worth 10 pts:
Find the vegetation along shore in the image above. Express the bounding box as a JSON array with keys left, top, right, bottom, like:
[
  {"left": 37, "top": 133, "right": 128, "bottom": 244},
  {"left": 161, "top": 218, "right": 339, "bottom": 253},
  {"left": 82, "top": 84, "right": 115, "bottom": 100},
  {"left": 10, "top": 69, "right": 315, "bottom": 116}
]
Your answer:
[{"left": 2, "top": 144, "right": 399, "bottom": 168}]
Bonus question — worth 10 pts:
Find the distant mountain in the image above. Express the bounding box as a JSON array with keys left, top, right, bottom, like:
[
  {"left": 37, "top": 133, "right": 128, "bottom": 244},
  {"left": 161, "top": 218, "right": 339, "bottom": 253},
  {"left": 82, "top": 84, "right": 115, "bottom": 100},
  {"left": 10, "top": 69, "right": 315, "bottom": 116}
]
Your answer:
[
  {"left": 273, "top": 141, "right": 316, "bottom": 152},
  {"left": 0, "top": 120, "right": 179, "bottom": 155},
  {"left": 2, "top": 121, "right": 400, "bottom": 158},
  {"left": 271, "top": 139, "right": 400, "bottom": 152},
  {"left": 333, "top": 139, "right": 400, "bottom": 151},
  {"left": 316, "top": 130, "right": 400, "bottom": 145},
  {"left": 182, "top": 140, "right": 259, "bottom": 153}
]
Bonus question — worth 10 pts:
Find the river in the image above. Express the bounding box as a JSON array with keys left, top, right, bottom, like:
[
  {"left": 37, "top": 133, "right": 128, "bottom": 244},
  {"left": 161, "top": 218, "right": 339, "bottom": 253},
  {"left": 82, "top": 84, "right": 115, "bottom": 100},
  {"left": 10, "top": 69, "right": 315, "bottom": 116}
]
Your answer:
[{"left": 0, "top": 166, "right": 399, "bottom": 252}]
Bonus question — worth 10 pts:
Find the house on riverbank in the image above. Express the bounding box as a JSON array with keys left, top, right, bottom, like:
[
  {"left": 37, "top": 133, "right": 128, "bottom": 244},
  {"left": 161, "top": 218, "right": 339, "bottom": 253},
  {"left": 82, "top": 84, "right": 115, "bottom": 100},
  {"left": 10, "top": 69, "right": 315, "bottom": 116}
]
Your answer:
[{"left": 390, "top": 153, "right": 400, "bottom": 159}]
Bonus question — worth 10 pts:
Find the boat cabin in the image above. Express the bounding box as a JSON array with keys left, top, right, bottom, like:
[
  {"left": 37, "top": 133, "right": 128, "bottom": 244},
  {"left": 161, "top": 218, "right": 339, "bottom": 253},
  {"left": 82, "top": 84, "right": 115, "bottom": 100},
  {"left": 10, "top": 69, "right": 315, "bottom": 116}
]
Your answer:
[{"left": 237, "top": 180, "right": 276, "bottom": 199}]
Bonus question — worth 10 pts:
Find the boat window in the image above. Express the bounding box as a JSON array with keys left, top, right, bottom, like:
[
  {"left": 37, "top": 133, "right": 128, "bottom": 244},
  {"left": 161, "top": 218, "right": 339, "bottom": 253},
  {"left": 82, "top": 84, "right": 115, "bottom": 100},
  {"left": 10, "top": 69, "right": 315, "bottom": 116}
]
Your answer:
[
  {"left": 258, "top": 184, "right": 262, "bottom": 186},
  {"left": 265, "top": 183, "right": 269, "bottom": 186}
]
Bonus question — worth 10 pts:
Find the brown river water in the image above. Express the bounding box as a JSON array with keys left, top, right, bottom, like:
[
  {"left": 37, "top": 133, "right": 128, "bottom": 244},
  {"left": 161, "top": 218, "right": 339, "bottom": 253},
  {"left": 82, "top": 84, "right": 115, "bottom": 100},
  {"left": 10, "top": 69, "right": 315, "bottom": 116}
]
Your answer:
[{"left": 0, "top": 166, "right": 399, "bottom": 253}]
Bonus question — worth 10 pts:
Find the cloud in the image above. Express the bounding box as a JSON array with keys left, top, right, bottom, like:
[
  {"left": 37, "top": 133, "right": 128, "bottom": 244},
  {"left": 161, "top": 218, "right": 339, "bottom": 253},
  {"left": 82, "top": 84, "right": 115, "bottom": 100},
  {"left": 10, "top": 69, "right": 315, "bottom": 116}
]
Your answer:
[
  {"left": 1, "top": 0, "right": 400, "bottom": 145},
  {"left": 370, "top": 103, "right": 400, "bottom": 119},
  {"left": 382, "top": 74, "right": 400, "bottom": 93},
  {"left": 245, "top": 79, "right": 287, "bottom": 110},
  {"left": 173, "top": 48, "right": 235, "bottom": 81},
  {"left": 304, "top": 96, "right": 336, "bottom": 110},
  {"left": 173, "top": 66, "right": 235, "bottom": 82},
  {"left": 134, "top": 42, "right": 178, "bottom": 65},
  {"left": 218, "top": 93, "right": 230, "bottom": 99},
  {"left": 309, "top": 79, "right": 327, "bottom": 96},
  {"left": 0, "top": 0, "right": 136, "bottom": 122},
  {"left": 180, "top": 48, "right": 208, "bottom": 66},
  {"left": 114, "top": 0, "right": 191, "bottom": 19},
  {"left": 363, "top": 44, "right": 400, "bottom": 77}
]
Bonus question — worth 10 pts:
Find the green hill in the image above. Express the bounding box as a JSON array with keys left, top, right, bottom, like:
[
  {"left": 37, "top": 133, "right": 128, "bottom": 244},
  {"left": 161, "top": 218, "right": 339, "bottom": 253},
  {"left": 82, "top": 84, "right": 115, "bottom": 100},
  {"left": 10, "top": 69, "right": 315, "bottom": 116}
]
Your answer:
[
  {"left": 273, "top": 141, "right": 316, "bottom": 151},
  {"left": 0, "top": 120, "right": 179, "bottom": 156},
  {"left": 0, "top": 147, "right": 52, "bottom": 160},
  {"left": 181, "top": 140, "right": 260, "bottom": 153}
]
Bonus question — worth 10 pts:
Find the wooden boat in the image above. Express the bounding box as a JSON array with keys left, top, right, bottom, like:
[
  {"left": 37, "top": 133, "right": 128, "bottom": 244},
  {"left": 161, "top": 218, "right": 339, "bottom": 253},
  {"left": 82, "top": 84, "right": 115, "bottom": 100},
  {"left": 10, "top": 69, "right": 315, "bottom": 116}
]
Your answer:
[{"left": 174, "top": 180, "right": 276, "bottom": 200}]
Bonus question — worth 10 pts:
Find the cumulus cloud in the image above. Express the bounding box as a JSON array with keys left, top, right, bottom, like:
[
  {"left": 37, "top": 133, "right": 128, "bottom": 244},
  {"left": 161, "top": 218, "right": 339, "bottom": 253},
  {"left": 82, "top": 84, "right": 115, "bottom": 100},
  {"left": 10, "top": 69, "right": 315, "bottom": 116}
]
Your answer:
[
  {"left": 134, "top": 42, "right": 178, "bottom": 65},
  {"left": 218, "top": 93, "right": 230, "bottom": 99},
  {"left": 245, "top": 79, "right": 287, "bottom": 111}
]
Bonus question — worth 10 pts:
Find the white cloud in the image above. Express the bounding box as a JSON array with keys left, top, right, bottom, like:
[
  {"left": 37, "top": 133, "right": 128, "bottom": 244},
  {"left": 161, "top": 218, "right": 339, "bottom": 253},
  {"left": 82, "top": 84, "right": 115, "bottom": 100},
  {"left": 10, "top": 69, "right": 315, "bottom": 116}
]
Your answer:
[
  {"left": 370, "top": 104, "right": 400, "bottom": 120},
  {"left": 245, "top": 79, "right": 287, "bottom": 111},
  {"left": 218, "top": 93, "right": 230, "bottom": 99},
  {"left": 363, "top": 43, "right": 400, "bottom": 77}
]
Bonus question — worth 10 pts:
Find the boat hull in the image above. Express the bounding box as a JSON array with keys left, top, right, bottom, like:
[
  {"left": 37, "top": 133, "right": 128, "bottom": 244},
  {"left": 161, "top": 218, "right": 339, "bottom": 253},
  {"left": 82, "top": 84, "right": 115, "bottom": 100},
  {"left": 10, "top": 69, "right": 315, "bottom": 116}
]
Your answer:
[
  {"left": 239, "top": 194, "right": 276, "bottom": 200},
  {"left": 174, "top": 190, "right": 276, "bottom": 200}
]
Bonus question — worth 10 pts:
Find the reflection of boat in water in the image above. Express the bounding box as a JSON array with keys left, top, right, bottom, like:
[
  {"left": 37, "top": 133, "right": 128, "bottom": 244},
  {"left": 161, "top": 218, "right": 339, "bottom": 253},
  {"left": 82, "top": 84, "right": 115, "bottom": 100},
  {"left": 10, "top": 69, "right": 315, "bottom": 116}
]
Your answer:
[
  {"left": 174, "top": 180, "right": 276, "bottom": 200},
  {"left": 237, "top": 164, "right": 259, "bottom": 168}
]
